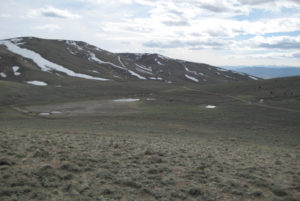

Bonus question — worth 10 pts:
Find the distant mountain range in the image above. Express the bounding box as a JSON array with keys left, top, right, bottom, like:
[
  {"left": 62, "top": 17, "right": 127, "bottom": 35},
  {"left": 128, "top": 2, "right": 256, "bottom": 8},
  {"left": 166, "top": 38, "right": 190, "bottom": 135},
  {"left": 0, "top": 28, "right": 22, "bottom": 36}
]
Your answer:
[
  {"left": 0, "top": 37, "right": 258, "bottom": 87},
  {"left": 222, "top": 66, "right": 300, "bottom": 79}
]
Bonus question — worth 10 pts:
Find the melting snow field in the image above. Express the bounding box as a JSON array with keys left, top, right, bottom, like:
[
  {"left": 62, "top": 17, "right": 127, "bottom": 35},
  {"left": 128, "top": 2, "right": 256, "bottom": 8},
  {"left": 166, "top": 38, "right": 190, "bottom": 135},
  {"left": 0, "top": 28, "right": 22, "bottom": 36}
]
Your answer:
[
  {"left": 89, "top": 53, "right": 125, "bottom": 71},
  {"left": 249, "top": 75, "right": 258, "bottom": 80},
  {"left": 128, "top": 70, "right": 146, "bottom": 80},
  {"left": 135, "top": 64, "right": 153, "bottom": 75},
  {"left": 149, "top": 77, "right": 163, "bottom": 80},
  {"left": 113, "top": 98, "right": 140, "bottom": 102},
  {"left": 118, "top": 57, "right": 147, "bottom": 80},
  {"left": 12, "top": 66, "right": 21, "bottom": 76},
  {"left": 183, "top": 64, "right": 203, "bottom": 76},
  {"left": 51, "top": 111, "right": 62, "bottom": 114},
  {"left": 26, "top": 81, "right": 48, "bottom": 86},
  {"left": 0, "top": 72, "right": 7, "bottom": 78},
  {"left": 39, "top": 112, "right": 50, "bottom": 116},
  {"left": 0, "top": 40, "right": 109, "bottom": 81},
  {"left": 185, "top": 74, "right": 199, "bottom": 82},
  {"left": 206, "top": 105, "right": 216, "bottom": 109},
  {"left": 155, "top": 58, "right": 164, "bottom": 65}
]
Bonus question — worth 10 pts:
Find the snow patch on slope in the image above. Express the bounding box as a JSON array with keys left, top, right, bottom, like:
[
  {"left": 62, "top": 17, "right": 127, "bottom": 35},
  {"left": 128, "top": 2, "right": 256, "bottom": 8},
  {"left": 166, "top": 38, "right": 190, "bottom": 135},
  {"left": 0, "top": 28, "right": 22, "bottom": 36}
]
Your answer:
[
  {"left": 12, "top": 66, "right": 21, "bottom": 76},
  {"left": 113, "top": 98, "right": 140, "bottom": 102},
  {"left": 0, "top": 72, "right": 7, "bottom": 78},
  {"left": 128, "top": 70, "right": 147, "bottom": 80},
  {"left": 65, "top": 40, "right": 84, "bottom": 51},
  {"left": 183, "top": 63, "right": 204, "bottom": 76},
  {"left": 1, "top": 40, "right": 109, "bottom": 81},
  {"left": 89, "top": 52, "right": 126, "bottom": 71},
  {"left": 185, "top": 74, "right": 199, "bottom": 82},
  {"left": 206, "top": 105, "right": 216, "bottom": 109},
  {"left": 149, "top": 77, "right": 163, "bottom": 80},
  {"left": 118, "top": 56, "right": 147, "bottom": 80},
  {"left": 249, "top": 75, "right": 258, "bottom": 80},
  {"left": 10, "top": 38, "right": 25, "bottom": 45},
  {"left": 155, "top": 58, "right": 164, "bottom": 65},
  {"left": 135, "top": 64, "right": 153, "bottom": 75},
  {"left": 26, "top": 81, "right": 47, "bottom": 86}
]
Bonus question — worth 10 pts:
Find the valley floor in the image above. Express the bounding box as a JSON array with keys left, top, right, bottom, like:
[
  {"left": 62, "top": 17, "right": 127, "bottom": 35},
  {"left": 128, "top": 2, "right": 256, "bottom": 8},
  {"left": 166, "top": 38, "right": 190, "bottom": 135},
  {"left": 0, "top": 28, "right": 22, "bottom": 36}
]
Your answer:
[{"left": 0, "top": 77, "right": 299, "bottom": 200}]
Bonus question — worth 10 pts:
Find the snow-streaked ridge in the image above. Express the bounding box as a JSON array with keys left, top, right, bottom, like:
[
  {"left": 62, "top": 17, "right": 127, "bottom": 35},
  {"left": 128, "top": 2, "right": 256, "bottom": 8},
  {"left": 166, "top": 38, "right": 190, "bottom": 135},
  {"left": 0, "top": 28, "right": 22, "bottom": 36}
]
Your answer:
[
  {"left": 135, "top": 64, "right": 153, "bottom": 75},
  {"left": 1, "top": 40, "right": 109, "bottom": 81},
  {"left": 89, "top": 53, "right": 125, "bottom": 70},
  {"left": 118, "top": 56, "right": 146, "bottom": 80}
]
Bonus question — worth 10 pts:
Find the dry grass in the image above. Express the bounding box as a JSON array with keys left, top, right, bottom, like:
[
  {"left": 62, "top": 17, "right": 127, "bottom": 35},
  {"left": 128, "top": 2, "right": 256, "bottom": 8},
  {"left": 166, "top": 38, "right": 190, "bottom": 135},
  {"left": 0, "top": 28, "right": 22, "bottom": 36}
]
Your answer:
[{"left": 0, "top": 128, "right": 299, "bottom": 201}]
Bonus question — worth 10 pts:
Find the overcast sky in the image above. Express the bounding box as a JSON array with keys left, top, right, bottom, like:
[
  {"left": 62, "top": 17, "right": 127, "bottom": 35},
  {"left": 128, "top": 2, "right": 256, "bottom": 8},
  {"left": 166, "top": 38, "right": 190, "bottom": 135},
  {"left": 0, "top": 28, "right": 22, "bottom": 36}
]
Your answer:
[{"left": 0, "top": 0, "right": 299, "bottom": 67}]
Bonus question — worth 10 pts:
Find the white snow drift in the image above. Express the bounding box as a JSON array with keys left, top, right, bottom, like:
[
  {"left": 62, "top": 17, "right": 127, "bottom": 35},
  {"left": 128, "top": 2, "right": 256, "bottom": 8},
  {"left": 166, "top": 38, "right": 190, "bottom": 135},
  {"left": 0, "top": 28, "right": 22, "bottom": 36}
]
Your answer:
[
  {"left": 0, "top": 72, "right": 7, "bottom": 78},
  {"left": 12, "top": 66, "right": 21, "bottom": 76},
  {"left": 113, "top": 98, "right": 140, "bottom": 102},
  {"left": 205, "top": 105, "right": 216, "bottom": 109},
  {"left": 185, "top": 74, "right": 199, "bottom": 82},
  {"left": 26, "top": 81, "right": 48, "bottom": 86}
]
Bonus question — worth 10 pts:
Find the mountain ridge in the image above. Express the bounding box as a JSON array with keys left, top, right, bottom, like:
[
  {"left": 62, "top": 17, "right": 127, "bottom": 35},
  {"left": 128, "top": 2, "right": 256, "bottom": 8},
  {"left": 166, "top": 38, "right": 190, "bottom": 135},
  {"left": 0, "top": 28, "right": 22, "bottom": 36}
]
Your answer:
[{"left": 0, "top": 37, "right": 259, "bottom": 87}]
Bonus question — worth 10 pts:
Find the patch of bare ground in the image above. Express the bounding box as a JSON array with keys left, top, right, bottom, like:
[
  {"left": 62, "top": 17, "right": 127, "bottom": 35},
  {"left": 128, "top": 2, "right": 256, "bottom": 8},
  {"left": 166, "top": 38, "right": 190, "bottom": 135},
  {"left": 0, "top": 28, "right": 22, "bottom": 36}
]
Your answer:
[
  {"left": 0, "top": 128, "right": 299, "bottom": 201},
  {"left": 22, "top": 100, "right": 139, "bottom": 117}
]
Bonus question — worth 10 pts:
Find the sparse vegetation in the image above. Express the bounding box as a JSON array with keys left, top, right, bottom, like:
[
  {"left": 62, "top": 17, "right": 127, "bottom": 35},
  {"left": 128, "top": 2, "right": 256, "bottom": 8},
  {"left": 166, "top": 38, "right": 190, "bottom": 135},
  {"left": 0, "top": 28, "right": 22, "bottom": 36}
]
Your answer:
[{"left": 0, "top": 126, "right": 299, "bottom": 201}]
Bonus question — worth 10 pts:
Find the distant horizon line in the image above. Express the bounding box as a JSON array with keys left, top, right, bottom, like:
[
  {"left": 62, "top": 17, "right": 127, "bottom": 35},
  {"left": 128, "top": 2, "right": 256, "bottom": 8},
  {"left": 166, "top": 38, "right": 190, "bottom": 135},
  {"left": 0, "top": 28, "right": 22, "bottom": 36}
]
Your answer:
[{"left": 221, "top": 65, "right": 300, "bottom": 68}]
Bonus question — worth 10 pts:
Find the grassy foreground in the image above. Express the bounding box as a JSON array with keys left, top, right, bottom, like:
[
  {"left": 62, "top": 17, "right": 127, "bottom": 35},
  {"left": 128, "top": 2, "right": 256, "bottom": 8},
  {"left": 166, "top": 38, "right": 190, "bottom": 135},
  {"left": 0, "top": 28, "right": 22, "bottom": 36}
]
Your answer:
[{"left": 0, "top": 127, "right": 299, "bottom": 201}]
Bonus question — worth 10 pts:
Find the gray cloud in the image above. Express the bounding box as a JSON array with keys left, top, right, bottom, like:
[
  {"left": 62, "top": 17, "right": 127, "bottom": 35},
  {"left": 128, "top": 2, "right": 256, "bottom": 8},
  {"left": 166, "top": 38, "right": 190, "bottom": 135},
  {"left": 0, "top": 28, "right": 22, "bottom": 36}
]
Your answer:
[
  {"left": 206, "top": 29, "right": 230, "bottom": 37},
  {"left": 237, "top": 0, "right": 275, "bottom": 5},
  {"left": 167, "top": 9, "right": 184, "bottom": 17},
  {"left": 41, "top": 11, "right": 65, "bottom": 18},
  {"left": 178, "top": 0, "right": 238, "bottom": 13},
  {"left": 259, "top": 39, "right": 300, "bottom": 49},
  {"left": 291, "top": 0, "right": 300, "bottom": 5},
  {"left": 30, "top": 6, "right": 81, "bottom": 19},
  {"left": 161, "top": 20, "right": 190, "bottom": 27},
  {"left": 238, "top": 0, "right": 300, "bottom": 5},
  {"left": 200, "top": 3, "right": 230, "bottom": 12},
  {"left": 143, "top": 39, "right": 226, "bottom": 49},
  {"left": 292, "top": 52, "right": 300, "bottom": 58}
]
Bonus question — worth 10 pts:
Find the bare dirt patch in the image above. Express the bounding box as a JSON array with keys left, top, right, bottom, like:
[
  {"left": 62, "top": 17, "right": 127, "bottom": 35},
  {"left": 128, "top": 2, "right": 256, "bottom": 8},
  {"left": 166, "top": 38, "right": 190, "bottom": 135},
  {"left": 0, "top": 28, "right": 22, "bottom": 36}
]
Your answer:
[{"left": 23, "top": 100, "right": 139, "bottom": 117}]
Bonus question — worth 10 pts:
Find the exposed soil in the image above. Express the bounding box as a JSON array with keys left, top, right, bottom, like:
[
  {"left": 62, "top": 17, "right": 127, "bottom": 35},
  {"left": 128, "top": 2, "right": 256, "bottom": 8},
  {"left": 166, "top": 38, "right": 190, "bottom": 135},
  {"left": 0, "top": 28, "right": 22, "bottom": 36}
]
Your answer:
[{"left": 23, "top": 100, "right": 139, "bottom": 117}]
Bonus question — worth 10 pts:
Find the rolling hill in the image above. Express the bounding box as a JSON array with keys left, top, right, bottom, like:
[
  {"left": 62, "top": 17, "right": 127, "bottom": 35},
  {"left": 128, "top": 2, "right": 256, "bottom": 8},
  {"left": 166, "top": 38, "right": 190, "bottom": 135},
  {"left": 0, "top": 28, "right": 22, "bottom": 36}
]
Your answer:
[{"left": 0, "top": 37, "right": 258, "bottom": 88}]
